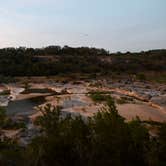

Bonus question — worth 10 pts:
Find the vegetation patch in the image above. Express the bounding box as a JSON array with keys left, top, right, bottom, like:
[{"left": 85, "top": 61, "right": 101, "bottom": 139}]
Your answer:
[
  {"left": 1, "top": 99, "right": 166, "bottom": 165},
  {"left": 89, "top": 91, "right": 111, "bottom": 102},
  {"left": 0, "top": 47, "right": 165, "bottom": 77}
]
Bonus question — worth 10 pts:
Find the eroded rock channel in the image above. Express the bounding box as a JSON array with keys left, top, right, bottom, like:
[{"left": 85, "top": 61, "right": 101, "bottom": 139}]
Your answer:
[{"left": 0, "top": 79, "right": 166, "bottom": 145}]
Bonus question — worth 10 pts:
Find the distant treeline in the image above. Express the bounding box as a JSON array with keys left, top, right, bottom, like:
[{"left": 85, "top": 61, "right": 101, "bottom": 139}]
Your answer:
[{"left": 0, "top": 46, "right": 165, "bottom": 76}]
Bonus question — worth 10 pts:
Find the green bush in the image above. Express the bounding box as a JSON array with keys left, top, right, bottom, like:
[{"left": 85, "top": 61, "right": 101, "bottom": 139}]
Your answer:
[
  {"left": 89, "top": 91, "right": 112, "bottom": 102},
  {"left": 0, "top": 100, "right": 166, "bottom": 166},
  {"left": 24, "top": 99, "right": 152, "bottom": 166},
  {"left": 89, "top": 93, "right": 106, "bottom": 102}
]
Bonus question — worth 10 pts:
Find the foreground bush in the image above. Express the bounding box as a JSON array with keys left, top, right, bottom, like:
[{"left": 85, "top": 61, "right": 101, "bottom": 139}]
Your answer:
[{"left": 0, "top": 98, "right": 166, "bottom": 166}]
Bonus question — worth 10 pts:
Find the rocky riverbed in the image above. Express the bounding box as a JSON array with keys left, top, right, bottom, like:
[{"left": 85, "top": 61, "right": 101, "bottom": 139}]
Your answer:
[{"left": 0, "top": 79, "right": 166, "bottom": 145}]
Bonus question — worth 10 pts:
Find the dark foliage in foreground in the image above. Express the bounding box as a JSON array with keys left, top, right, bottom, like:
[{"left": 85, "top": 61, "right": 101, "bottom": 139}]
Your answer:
[
  {"left": 0, "top": 107, "right": 26, "bottom": 130},
  {"left": 0, "top": 46, "right": 165, "bottom": 77},
  {"left": 0, "top": 98, "right": 166, "bottom": 166}
]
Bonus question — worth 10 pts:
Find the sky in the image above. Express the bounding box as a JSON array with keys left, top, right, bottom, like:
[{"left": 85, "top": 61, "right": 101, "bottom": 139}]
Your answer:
[{"left": 0, "top": 0, "right": 166, "bottom": 52}]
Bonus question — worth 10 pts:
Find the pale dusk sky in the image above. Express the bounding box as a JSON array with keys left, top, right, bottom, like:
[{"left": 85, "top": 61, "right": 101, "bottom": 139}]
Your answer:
[{"left": 0, "top": 0, "right": 166, "bottom": 52}]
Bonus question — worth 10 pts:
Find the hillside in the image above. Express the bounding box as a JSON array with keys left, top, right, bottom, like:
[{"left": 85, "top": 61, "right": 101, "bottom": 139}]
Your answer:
[{"left": 0, "top": 46, "right": 166, "bottom": 82}]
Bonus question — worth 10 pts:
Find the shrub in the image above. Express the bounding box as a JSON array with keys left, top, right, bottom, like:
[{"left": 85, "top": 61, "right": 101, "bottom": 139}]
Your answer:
[{"left": 0, "top": 99, "right": 166, "bottom": 166}]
